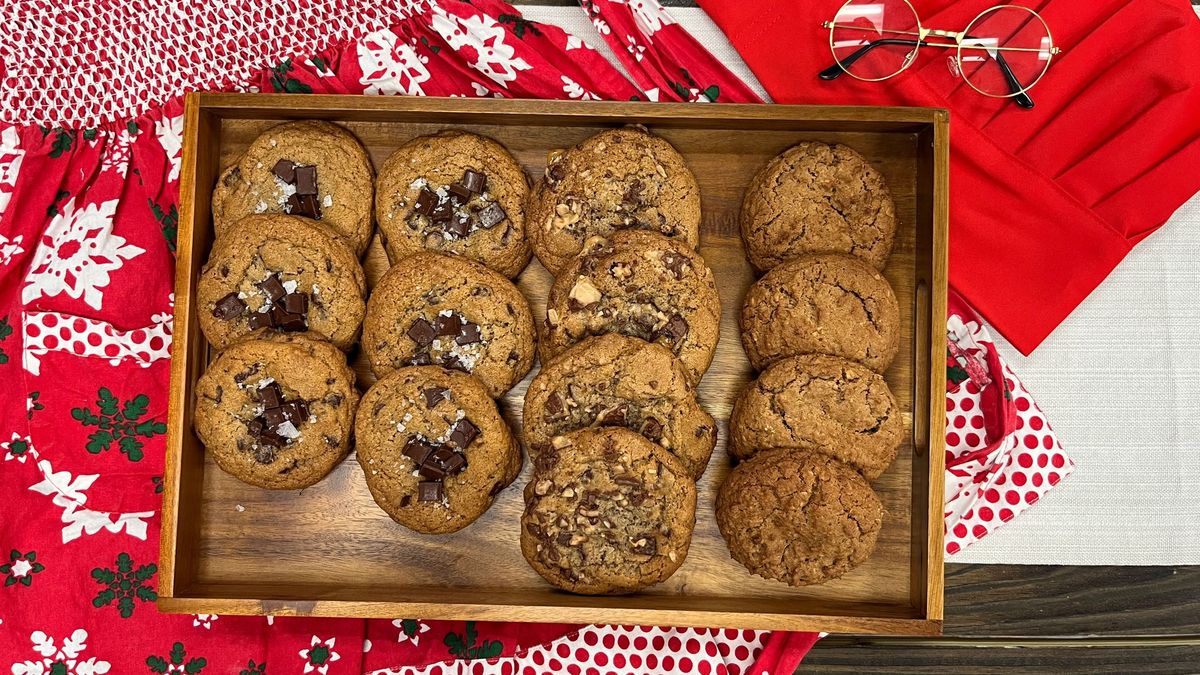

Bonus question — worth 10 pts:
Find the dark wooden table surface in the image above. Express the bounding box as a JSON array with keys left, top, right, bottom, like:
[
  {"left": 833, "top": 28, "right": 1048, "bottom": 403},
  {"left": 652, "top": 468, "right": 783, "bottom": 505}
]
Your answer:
[{"left": 521, "top": 1, "right": 1200, "bottom": 670}]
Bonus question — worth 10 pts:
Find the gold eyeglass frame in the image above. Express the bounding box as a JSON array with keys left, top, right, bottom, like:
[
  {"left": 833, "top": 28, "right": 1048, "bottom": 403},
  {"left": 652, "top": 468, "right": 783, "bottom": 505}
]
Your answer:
[{"left": 823, "top": 1, "right": 1062, "bottom": 99}]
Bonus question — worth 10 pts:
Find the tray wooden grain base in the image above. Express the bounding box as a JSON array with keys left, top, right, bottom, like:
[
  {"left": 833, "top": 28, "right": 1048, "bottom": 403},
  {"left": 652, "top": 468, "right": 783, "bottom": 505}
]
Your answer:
[{"left": 159, "top": 93, "right": 948, "bottom": 634}]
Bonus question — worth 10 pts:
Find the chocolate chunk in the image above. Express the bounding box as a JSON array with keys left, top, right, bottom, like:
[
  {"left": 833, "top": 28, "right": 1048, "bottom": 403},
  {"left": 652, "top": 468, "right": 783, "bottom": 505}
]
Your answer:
[
  {"left": 418, "top": 457, "right": 448, "bottom": 480},
  {"left": 442, "top": 452, "right": 467, "bottom": 476},
  {"left": 272, "top": 159, "right": 296, "bottom": 183},
  {"left": 598, "top": 404, "right": 629, "bottom": 427},
  {"left": 661, "top": 252, "right": 687, "bottom": 280},
  {"left": 295, "top": 193, "right": 322, "bottom": 219},
  {"left": 448, "top": 418, "right": 479, "bottom": 450},
  {"left": 285, "top": 192, "right": 302, "bottom": 215},
  {"left": 212, "top": 292, "right": 246, "bottom": 320},
  {"left": 263, "top": 407, "right": 287, "bottom": 428},
  {"left": 695, "top": 425, "right": 711, "bottom": 438},
  {"left": 656, "top": 314, "right": 689, "bottom": 342},
  {"left": 506, "top": 349, "right": 520, "bottom": 365},
  {"left": 281, "top": 400, "right": 308, "bottom": 424},
  {"left": 283, "top": 292, "right": 308, "bottom": 314},
  {"left": 441, "top": 354, "right": 468, "bottom": 372},
  {"left": 402, "top": 437, "right": 434, "bottom": 466},
  {"left": 544, "top": 391, "right": 564, "bottom": 417},
  {"left": 476, "top": 203, "right": 506, "bottom": 229},
  {"left": 399, "top": 494, "right": 412, "bottom": 508},
  {"left": 260, "top": 382, "right": 283, "bottom": 409},
  {"left": 434, "top": 312, "right": 463, "bottom": 337},
  {"left": 556, "top": 531, "right": 572, "bottom": 546},
  {"left": 258, "top": 274, "right": 286, "bottom": 302},
  {"left": 234, "top": 365, "right": 258, "bottom": 384},
  {"left": 447, "top": 182, "right": 472, "bottom": 205},
  {"left": 641, "top": 416, "right": 664, "bottom": 441},
  {"left": 455, "top": 322, "right": 481, "bottom": 346},
  {"left": 445, "top": 210, "right": 471, "bottom": 238},
  {"left": 422, "top": 386, "right": 449, "bottom": 409},
  {"left": 546, "top": 162, "right": 565, "bottom": 183},
  {"left": 407, "top": 317, "right": 436, "bottom": 347},
  {"left": 219, "top": 264, "right": 230, "bottom": 278},
  {"left": 293, "top": 165, "right": 318, "bottom": 195},
  {"left": 630, "top": 535, "right": 657, "bottom": 556},
  {"left": 622, "top": 179, "right": 644, "bottom": 206},
  {"left": 461, "top": 169, "right": 487, "bottom": 194},
  {"left": 417, "top": 481, "right": 444, "bottom": 502},
  {"left": 414, "top": 188, "right": 437, "bottom": 216},
  {"left": 430, "top": 199, "right": 454, "bottom": 223},
  {"left": 275, "top": 310, "right": 307, "bottom": 332},
  {"left": 253, "top": 444, "right": 279, "bottom": 463},
  {"left": 325, "top": 393, "right": 344, "bottom": 407},
  {"left": 409, "top": 352, "right": 433, "bottom": 366}
]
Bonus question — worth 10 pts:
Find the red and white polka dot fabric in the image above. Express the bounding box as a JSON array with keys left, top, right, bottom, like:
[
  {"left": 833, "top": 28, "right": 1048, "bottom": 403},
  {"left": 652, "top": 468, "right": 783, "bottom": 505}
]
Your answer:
[{"left": 943, "top": 290, "right": 1075, "bottom": 555}]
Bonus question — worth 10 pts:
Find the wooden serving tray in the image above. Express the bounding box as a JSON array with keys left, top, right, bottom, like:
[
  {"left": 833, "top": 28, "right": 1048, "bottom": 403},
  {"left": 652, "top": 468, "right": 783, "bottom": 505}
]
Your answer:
[{"left": 160, "top": 93, "right": 948, "bottom": 635}]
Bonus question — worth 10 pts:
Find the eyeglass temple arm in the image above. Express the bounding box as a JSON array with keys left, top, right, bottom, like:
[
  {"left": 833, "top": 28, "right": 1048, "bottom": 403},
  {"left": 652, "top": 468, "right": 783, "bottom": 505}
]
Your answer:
[{"left": 818, "top": 36, "right": 1035, "bottom": 109}]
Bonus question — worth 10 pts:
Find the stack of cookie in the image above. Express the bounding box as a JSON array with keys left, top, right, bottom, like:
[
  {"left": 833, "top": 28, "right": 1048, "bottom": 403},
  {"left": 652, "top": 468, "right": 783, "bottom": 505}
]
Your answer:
[
  {"left": 717, "top": 142, "right": 904, "bottom": 587},
  {"left": 194, "top": 122, "right": 535, "bottom": 536},
  {"left": 517, "top": 126, "right": 718, "bottom": 594}
]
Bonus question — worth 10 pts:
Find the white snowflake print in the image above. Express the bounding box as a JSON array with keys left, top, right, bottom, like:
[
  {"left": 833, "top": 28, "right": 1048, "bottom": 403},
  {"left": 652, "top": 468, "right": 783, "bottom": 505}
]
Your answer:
[
  {"left": 642, "top": 87, "right": 662, "bottom": 101},
  {"left": 0, "top": 233, "right": 24, "bottom": 267},
  {"left": 99, "top": 128, "right": 134, "bottom": 178},
  {"left": 11, "top": 629, "right": 111, "bottom": 675},
  {"left": 22, "top": 198, "right": 144, "bottom": 311},
  {"left": 564, "top": 34, "right": 586, "bottom": 51},
  {"left": 392, "top": 618, "right": 431, "bottom": 646},
  {"left": 307, "top": 57, "right": 336, "bottom": 78},
  {"left": 592, "top": 16, "right": 611, "bottom": 35},
  {"left": 3, "top": 432, "right": 37, "bottom": 463},
  {"left": 561, "top": 75, "right": 600, "bottom": 100},
  {"left": 610, "top": 0, "right": 677, "bottom": 36},
  {"left": 299, "top": 635, "right": 342, "bottom": 675},
  {"left": 28, "top": 458, "right": 154, "bottom": 543},
  {"left": 625, "top": 35, "right": 647, "bottom": 62},
  {"left": 192, "top": 614, "right": 218, "bottom": 629},
  {"left": 0, "top": 125, "right": 24, "bottom": 220},
  {"left": 357, "top": 28, "right": 432, "bottom": 96},
  {"left": 155, "top": 114, "right": 184, "bottom": 183},
  {"left": 431, "top": 11, "right": 532, "bottom": 88}
]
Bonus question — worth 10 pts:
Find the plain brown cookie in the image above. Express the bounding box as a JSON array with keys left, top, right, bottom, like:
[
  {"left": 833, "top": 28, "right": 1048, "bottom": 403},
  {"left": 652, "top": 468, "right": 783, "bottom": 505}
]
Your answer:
[
  {"left": 375, "top": 130, "right": 531, "bottom": 278},
  {"left": 197, "top": 214, "right": 367, "bottom": 351},
  {"left": 716, "top": 449, "right": 883, "bottom": 586},
  {"left": 521, "top": 428, "right": 697, "bottom": 595},
  {"left": 527, "top": 126, "right": 701, "bottom": 275},
  {"left": 740, "top": 253, "right": 900, "bottom": 372},
  {"left": 354, "top": 366, "right": 522, "bottom": 534},
  {"left": 523, "top": 334, "right": 717, "bottom": 478},
  {"left": 212, "top": 120, "right": 375, "bottom": 255},
  {"left": 740, "top": 142, "right": 896, "bottom": 272},
  {"left": 728, "top": 354, "right": 903, "bottom": 479},
  {"left": 361, "top": 251, "right": 535, "bottom": 398},
  {"left": 193, "top": 332, "right": 359, "bottom": 490},
  {"left": 540, "top": 230, "right": 720, "bottom": 386}
]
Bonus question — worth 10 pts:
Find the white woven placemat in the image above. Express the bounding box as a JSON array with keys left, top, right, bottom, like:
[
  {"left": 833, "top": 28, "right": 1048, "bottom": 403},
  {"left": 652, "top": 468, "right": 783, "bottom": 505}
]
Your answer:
[{"left": 519, "top": 5, "right": 1200, "bottom": 565}]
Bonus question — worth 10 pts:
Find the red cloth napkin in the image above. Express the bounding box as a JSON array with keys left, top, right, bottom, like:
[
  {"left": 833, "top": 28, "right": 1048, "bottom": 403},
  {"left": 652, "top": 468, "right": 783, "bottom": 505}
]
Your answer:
[
  {"left": 0, "top": 1, "right": 815, "bottom": 673},
  {"left": 697, "top": 0, "right": 1200, "bottom": 355}
]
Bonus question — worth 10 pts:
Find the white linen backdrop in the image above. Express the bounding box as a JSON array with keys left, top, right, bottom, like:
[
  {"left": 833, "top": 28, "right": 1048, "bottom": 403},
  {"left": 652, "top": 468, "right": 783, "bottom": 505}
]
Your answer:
[{"left": 519, "top": 5, "right": 1200, "bottom": 565}]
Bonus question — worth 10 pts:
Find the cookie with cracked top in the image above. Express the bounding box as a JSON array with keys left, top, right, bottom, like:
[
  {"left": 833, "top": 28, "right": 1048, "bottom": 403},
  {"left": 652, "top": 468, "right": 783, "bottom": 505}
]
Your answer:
[
  {"left": 361, "top": 251, "right": 535, "bottom": 398},
  {"left": 528, "top": 126, "right": 701, "bottom": 275},
  {"left": 540, "top": 229, "right": 720, "bottom": 386},
  {"left": 212, "top": 120, "right": 375, "bottom": 255},
  {"left": 740, "top": 142, "right": 896, "bottom": 272},
  {"left": 197, "top": 214, "right": 367, "bottom": 351},
  {"left": 521, "top": 427, "right": 697, "bottom": 595},
  {"left": 376, "top": 130, "right": 532, "bottom": 278},
  {"left": 523, "top": 334, "right": 716, "bottom": 478},
  {"left": 716, "top": 449, "right": 883, "bottom": 586},
  {"left": 193, "top": 332, "right": 359, "bottom": 490},
  {"left": 355, "top": 366, "right": 521, "bottom": 534},
  {"left": 740, "top": 253, "right": 899, "bottom": 372},
  {"left": 729, "top": 354, "right": 903, "bottom": 479}
]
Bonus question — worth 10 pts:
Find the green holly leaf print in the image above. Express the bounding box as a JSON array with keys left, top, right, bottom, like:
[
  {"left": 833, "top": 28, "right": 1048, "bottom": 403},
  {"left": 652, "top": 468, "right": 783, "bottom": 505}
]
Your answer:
[
  {"left": 147, "top": 655, "right": 169, "bottom": 673},
  {"left": 118, "top": 595, "right": 136, "bottom": 618},
  {"left": 128, "top": 121, "right": 140, "bottom": 136},
  {"left": 27, "top": 391, "right": 44, "bottom": 419},
  {"left": 170, "top": 642, "right": 187, "bottom": 665},
  {"left": 93, "top": 588, "right": 116, "bottom": 607},
  {"left": 269, "top": 59, "right": 313, "bottom": 94},
  {"left": 419, "top": 36, "right": 442, "bottom": 54},
  {"left": 93, "top": 553, "right": 157, "bottom": 618},
  {"left": 73, "top": 388, "right": 166, "bottom": 462},
  {"left": 239, "top": 660, "right": 267, "bottom": 675},
  {"left": 85, "top": 430, "right": 113, "bottom": 454},
  {"left": 97, "top": 388, "right": 120, "bottom": 415},
  {"left": 152, "top": 476, "right": 164, "bottom": 494},
  {"left": 119, "top": 436, "right": 145, "bottom": 462},
  {"left": 123, "top": 394, "right": 149, "bottom": 420},
  {"left": 148, "top": 199, "right": 179, "bottom": 253},
  {"left": 947, "top": 364, "right": 970, "bottom": 386},
  {"left": 135, "top": 419, "right": 168, "bottom": 437},
  {"left": 702, "top": 85, "right": 720, "bottom": 102},
  {"left": 497, "top": 13, "right": 542, "bottom": 39},
  {"left": 117, "top": 552, "right": 133, "bottom": 573},
  {"left": 310, "top": 56, "right": 327, "bottom": 71},
  {"left": 83, "top": 128, "right": 98, "bottom": 141},
  {"left": 444, "top": 621, "right": 503, "bottom": 660},
  {"left": 0, "top": 314, "right": 11, "bottom": 364},
  {"left": 49, "top": 129, "right": 75, "bottom": 158},
  {"left": 91, "top": 567, "right": 116, "bottom": 584},
  {"left": 185, "top": 659, "right": 208, "bottom": 674},
  {"left": 46, "top": 189, "right": 71, "bottom": 217}
]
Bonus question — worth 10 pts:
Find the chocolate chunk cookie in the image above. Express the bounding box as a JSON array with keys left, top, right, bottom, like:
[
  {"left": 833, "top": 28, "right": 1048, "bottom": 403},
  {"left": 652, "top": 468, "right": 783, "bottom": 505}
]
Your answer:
[
  {"left": 212, "top": 120, "right": 375, "bottom": 255},
  {"left": 729, "top": 354, "right": 903, "bottom": 479},
  {"left": 741, "top": 142, "right": 896, "bottom": 272},
  {"left": 193, "top": 332, "right": 359, "bottom": 490},
  {"left": 528, "top": 126, "right": 701, "bottom": 275},
  {"left": 716, "top": 449, "right": 883, "bottom": 586},
  {"left": 521, "top": 428, "right": 696, "bottom": 595},
  {"left": 540, "top": 230, "right": 720, "bottom": 386},
  {"left": 524, "top": 334, "right": 716, "bottom": 478},
  {"left": 376, "top": 131, "right": 531, "bottom": 278},
  {"left": 740, "top": 253, "right": 900, "bottom": 373},
  {"left": 197, "top": 214, "right": 367, "bottom": 351},
  {"left": 361, "top": 251, "right": 535, "bottom": 398},
  {"left": 355, "top": 366, "right": 522, "bottom": 534}
]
